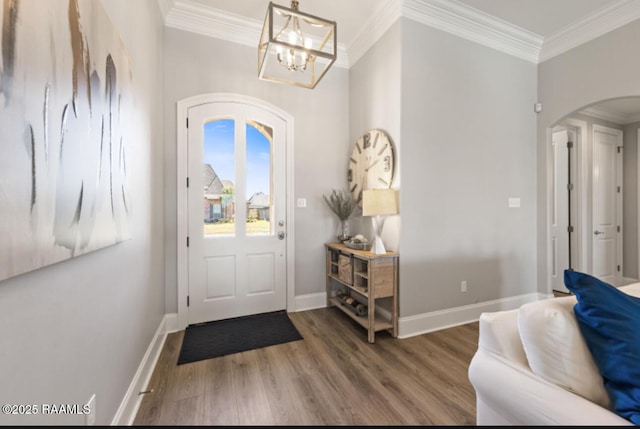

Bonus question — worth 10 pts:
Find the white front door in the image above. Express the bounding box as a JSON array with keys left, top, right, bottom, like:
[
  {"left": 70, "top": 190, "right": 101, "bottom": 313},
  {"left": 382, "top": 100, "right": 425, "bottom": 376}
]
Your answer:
[
  {"left": 187, "top": 101, "right": 287, "bottom": 325},
  {"left": 591, "top": 125, "right": 623, "bottom": 285}
]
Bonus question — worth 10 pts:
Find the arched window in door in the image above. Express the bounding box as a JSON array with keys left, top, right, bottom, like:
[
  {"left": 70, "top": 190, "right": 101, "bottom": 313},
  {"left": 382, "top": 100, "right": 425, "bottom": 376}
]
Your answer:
[{"left": 202, "top": 119, "right": 273, "bottom": 236}]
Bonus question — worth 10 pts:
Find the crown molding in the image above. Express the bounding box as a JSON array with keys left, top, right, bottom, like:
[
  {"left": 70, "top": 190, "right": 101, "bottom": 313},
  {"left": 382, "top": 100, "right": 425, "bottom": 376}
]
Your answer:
[
  {"left": 164, "top": 0, "right": 349, "bottom": 69},
  {"left": 400, "top": 0, "right": 543, "bottom": 63},
  {"left": 347, "top": 0, "right": 402, "bottom": 67},
  {"left": 540, "top": 0, "right": 640, "bottom": 63},
  {"left": 165, "top": 0, "right": 259, "bottom": 48},
  {"left": 162, "top": 0, "right": 640, "bottom": 69}
]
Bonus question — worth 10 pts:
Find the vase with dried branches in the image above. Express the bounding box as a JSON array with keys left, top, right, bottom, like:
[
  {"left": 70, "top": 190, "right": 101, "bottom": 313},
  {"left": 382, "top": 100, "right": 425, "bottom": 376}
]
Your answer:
[{"left": 323, "top": 189, "right": 358, "bottom": 242}]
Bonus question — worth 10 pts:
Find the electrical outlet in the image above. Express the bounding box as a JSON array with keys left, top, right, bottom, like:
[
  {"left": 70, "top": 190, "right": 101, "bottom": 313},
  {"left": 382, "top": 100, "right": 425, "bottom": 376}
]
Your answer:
[
  {"left": 461, "top": 281, "right": 468, "bottom": 293},
  {"left": 85, "top": 394, "right": 96, "bottom": 426}
]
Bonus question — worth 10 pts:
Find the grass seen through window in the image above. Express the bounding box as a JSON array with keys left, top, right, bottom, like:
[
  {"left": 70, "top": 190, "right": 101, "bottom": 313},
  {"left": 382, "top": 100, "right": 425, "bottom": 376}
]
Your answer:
[{"left": 204, "top": 220, "right": 270, "bottom": 235}]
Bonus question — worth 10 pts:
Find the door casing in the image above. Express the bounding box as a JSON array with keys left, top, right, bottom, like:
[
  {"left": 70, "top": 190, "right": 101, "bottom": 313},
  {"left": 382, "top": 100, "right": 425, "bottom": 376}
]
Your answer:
[
  {"left": 591, "top": 124, "right": 623, "bottom": 285},
  {"left": 547, "top": 119, "right": 627, "bottom": 294},
  {"left": 176, "top": 93, "right": 295, "bottom": 330},
  {"left": 548, "top": 119, "right": 588, "bottom": 293}
]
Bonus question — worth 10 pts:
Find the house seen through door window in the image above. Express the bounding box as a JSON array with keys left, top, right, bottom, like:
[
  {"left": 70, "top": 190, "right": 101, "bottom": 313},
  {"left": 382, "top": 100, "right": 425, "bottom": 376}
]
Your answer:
[{"left": 203, "top": 119, "right": 273, "bottom": 236}]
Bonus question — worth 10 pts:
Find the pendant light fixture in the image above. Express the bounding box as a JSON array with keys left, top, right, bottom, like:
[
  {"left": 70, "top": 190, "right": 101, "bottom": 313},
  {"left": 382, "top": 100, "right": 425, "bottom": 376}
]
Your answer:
[{"left": 258, "top": 1, "right": 337, "bottom": 89}]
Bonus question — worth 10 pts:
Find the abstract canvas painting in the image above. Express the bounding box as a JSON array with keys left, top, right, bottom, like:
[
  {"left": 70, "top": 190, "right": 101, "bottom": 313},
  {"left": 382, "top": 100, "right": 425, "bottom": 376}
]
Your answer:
[{"left": 0, "top": 0, "right": 133, "bottom": 282}]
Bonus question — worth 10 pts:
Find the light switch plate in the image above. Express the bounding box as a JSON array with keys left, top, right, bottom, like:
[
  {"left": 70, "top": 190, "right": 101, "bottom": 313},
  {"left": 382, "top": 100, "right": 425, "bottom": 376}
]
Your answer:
[
  {"left": 297, "top": 198, "right": 307, "bottom": 208},
  {"left": 508, "top": 197, "right": 521, "bottom": 208}
]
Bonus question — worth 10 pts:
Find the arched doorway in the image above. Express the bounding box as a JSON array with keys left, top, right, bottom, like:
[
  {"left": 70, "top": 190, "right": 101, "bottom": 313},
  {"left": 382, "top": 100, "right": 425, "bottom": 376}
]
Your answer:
[
  {"left": 176, "top": 94, "right": 295, "bottom": 328},
  {"left": 547, "top": 96, "right": 640, "bottom": 292}
]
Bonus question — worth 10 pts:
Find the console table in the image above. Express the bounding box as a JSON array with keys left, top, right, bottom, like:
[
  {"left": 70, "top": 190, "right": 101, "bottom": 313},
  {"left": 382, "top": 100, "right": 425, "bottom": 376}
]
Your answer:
[{"left": 325, "top": 242, "right": 399, "bottom": 343}]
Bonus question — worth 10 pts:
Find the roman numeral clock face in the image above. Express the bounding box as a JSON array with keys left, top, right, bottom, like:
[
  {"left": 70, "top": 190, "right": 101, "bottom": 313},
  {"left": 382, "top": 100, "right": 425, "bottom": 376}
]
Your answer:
[{"left": 348, "top": 129, "right": 395, "bottom": 206}]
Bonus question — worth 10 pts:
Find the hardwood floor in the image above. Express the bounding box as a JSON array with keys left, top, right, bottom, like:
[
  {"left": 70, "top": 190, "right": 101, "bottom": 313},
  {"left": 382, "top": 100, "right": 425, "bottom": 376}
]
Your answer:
[{"left": 134, "top": 307, "right": 479, "bottom": 426}]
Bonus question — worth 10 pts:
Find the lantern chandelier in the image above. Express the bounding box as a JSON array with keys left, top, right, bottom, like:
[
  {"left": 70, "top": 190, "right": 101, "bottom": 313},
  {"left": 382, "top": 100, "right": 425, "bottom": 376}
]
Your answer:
[{"left": 258, "top": 0, "right": 337, "bottom": 89}]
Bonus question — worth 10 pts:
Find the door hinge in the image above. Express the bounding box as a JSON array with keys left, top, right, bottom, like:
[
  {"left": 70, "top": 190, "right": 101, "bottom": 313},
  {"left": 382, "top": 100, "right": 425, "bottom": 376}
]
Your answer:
[
  {"left": 567, "top": 225, "right": 574, "bottom": 233},
  {"left": 186, "top": 177, "right": 189, "bottom": 188},
  {"left": 618, "top": 265, "right": 621, "bottom": 272},
  {"left": 186, "top": 117, "right": 189, "bottom": 128},
  {"left": 567, "top": 183, "right": 574, "bottom": 191},
  {"left": 187, "top": 236, "right": 190, "bottom": 247},
  {"left": 618, "top": 146, "right": 622, "bottom": 153},
  {"left": 617, "top": 186, "right": 621, "bottom": 193},
  {"left": 567, "top": 141, "right": 574, "bottom": 149},
  {"left": 618, "top": 225, "right": 621, "bottom": 232},
  {"left": 187, "top": 296, "right": 190, "bottom": 307}
]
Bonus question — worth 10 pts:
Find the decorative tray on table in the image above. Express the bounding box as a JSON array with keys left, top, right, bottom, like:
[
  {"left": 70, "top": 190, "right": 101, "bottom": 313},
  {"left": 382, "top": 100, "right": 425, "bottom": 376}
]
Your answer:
[{"left": 343, "top": 239, "right": 371, "bottom": 251}]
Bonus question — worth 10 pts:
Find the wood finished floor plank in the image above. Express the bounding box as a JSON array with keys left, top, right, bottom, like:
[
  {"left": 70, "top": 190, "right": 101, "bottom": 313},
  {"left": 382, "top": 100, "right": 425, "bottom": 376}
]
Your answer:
[
  {"left": 134, "top": 307, "right": 479, "bottom": 426},
  {"left": 255, "top": 344, "right": 323, "bottom": 425},
  {"left": 230, "top": 350, "right": 276, "bottom": 425},
  {"left": 201, "top": 354, "right": 240, "bottom": 425},
  {"left": 293, "top": 309, "right": 432, "bottom": 425}
]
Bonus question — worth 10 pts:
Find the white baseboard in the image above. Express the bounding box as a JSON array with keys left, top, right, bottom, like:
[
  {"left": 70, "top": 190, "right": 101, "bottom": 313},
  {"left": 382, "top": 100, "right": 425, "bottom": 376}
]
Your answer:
[
  {"left": 294, "top": 292, "right": 543, "bottom": 339},
  {"left": 398, "top": 293, "right": 542, "bottom": 339},
  {"left": 111, "top": 313, "right": 177, "bottom": 425},
  {"left": 293, "top": 292, "right": 327, "bottom": 312},
  {"left": 164, "top": 313, "right": 179, "bottom": 333}
]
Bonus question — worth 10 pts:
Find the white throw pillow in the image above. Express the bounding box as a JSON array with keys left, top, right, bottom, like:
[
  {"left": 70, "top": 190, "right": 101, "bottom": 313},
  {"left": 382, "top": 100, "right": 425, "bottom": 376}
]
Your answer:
[{"left": 517, "top": 296, "right": 611, "bottom": 409}]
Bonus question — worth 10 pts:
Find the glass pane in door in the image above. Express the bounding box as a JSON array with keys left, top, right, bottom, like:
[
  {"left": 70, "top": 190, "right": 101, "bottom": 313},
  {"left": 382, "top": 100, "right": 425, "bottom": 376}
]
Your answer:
[
  {"left": 246, "top": 120, "right": 272, "bottom": 235},
  {"left": 203, "top": 119, "right": 235, "bottom": 236}
]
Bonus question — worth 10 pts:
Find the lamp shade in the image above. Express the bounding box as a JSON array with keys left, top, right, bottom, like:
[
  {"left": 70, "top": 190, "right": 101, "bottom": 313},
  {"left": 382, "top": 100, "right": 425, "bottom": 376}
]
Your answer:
[{"left": 362, "top": 189, "right": 398, "bottom": 217}]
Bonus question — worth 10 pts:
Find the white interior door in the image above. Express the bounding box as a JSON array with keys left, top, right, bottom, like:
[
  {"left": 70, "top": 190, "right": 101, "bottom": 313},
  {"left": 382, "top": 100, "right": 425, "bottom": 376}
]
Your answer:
[
  {"left": 187, "top": 102, "right": 287, "bottom": 325},
  {"left": 550, "top": 130, "right": 570, "bottom": 292},
  {"left": 591, "top": 125, "right": 623, "bottom": 286}
]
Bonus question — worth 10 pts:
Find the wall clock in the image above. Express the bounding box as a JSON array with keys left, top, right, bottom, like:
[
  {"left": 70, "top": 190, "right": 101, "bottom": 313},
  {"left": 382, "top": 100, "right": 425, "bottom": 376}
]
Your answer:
[{"left": 348, "top": 129, "right": 395, "bottom": 206}]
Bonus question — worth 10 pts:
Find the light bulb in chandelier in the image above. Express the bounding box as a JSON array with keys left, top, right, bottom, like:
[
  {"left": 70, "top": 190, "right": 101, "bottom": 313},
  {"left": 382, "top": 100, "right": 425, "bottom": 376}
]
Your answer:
[{"left": 274, "top": 13, "right": 314, "bottom": 72}]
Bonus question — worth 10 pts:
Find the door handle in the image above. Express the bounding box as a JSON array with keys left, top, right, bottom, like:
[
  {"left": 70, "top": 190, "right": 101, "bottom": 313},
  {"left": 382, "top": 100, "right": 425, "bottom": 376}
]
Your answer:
[
  {"left": 278, "top": 231, "right": 285, "bottom": 240},
  {"left": 594, "top": 230, "right": 604, "bottom": 235}
]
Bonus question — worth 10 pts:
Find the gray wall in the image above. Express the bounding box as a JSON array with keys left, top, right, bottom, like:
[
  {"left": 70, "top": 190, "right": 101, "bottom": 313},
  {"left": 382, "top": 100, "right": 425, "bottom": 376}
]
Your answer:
[
  {"left": 399, "top": 19, "right": 538, "bottom": 316},
  {"left": 349, "top": 21, "right": 402, "bottom": 252},
  {"left": 537, "top": 20, "right": 640, "bottom": 293},
  {"left": 163, "top": 29, "right": 350, "bottom": 311},
  {"left": 0, "top": 0, "right": 166, "bottom": 425}
]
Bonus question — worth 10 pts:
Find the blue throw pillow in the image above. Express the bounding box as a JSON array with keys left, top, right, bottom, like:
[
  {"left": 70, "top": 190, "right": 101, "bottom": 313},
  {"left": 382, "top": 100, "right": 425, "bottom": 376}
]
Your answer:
[{"left": 564, "top": 270, "right": 640, "bottom": 424}]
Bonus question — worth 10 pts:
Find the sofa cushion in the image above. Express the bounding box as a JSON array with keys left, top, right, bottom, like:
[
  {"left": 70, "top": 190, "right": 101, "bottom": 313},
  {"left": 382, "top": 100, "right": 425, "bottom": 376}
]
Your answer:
[
  {"left": 478, "top": 310, "right": 528, "bottom": 366},
  {"left": 564, "top": 270, "right": 640, "bottom": 425},
  {"left": 517, "top": 296, "right": 610, "bottom": 408}
]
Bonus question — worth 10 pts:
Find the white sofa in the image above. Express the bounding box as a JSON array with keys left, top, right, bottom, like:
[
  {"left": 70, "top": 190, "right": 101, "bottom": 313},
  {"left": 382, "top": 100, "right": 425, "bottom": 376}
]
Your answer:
[{"left": 467, "top": 283, "right": 640, "bottom": 426}]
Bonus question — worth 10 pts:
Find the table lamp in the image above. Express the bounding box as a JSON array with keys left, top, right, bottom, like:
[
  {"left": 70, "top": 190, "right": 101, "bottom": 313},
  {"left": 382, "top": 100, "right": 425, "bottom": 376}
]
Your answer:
[{"left": 362, "top": 189, "right": 398, "bottom": 254}]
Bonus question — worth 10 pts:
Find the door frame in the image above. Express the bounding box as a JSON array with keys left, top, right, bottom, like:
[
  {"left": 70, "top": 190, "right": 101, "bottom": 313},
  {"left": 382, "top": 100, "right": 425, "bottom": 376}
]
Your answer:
[
  {"left": 564, "top": 118, "right": 589, "bottom": 274},
  {"left": 176, "top": 93, "right": 295, "bottom": 330},
  {"left": 547, "top": 118, "right": 588, "bottom": 294},
  {"left": 592, "top": 124, "right": 624, "bottom": 285}
]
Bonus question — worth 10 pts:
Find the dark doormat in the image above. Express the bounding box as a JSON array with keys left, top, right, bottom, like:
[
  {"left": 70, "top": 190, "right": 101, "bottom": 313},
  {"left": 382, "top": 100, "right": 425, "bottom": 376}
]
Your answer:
[{"left": 177, "top": 310, "right": 303, "bottom": 365}]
